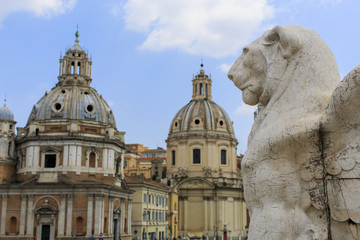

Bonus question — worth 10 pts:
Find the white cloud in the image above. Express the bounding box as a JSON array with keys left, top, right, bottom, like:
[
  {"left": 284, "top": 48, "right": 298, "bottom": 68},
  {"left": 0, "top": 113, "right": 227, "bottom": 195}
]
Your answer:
[
  {"left": 122, "top": 0, "right": 275, "bottom": 58},
  {"left": 217, "top": 63, "right": 232, "bottom": 73},
  {"left": 0, "top": 0, "right": 76, "bottom": 27},
  {"left": 235, "top": 103, "right": 257, "bottom": 116}
]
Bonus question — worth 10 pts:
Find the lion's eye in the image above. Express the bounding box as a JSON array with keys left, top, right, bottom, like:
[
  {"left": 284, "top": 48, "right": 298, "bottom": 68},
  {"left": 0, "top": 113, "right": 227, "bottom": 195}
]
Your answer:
[{"left": 243, "top": 47, "right": 249, "bottom": 54}]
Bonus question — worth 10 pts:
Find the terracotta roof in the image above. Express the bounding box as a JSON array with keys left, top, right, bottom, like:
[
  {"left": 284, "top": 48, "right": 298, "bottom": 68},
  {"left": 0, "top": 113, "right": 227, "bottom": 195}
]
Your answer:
[{"left": 125, "top": 176, "right": 169, "bottom": 190}]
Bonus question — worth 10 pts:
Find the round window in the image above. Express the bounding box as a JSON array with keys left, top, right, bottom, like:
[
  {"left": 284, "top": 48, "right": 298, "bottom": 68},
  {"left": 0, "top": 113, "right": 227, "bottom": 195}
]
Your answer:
[
  {"left": 53, "top": 102, "right": 62, "bottom": 112},
  {"left": 61, "top": 90, "right": 66, "bottom": 94},
  {"left": 175, "top": 122, "right": 178, "bottom": 127},
  {"left": 194, "top": 119, "right": 200, "bottom": 125},
  {"left": 86, "top": 104, "right": 95, "bottom": 113},
  {"left": 219, "top": 120, "right": 224, "bottom": 126}
]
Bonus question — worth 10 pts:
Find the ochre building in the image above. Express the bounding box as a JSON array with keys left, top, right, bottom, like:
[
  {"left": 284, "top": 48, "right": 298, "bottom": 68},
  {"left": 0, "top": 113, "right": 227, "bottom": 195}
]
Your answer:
[
  {"left": 0, "top": 32, "right": 132, "bottom": 240},
  {"left": 166, "top": 65, "right": 247, "bottom": 239}
]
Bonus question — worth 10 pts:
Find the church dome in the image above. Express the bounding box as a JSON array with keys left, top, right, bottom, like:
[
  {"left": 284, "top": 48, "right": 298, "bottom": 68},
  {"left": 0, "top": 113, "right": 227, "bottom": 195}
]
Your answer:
[
  {"left": 168, "top": 65, "right": 235, "bottom": 139},
  {"left": 26, "top": 31, "right": 116, "bottom": 128},
  {"left": 0, "top": 104, "right": 14, "bottom": 121},
  {"left": 28, "top": 86, "right": 116, "bottom": 127}
]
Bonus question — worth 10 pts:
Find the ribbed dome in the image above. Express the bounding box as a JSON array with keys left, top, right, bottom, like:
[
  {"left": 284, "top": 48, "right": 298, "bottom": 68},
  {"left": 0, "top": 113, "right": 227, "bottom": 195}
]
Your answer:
[
  {"left": 26, "top": 33, "right": 116, "bottom": 127},
  {"left": 169, "top": 99, "right": 234, "bottom": 137},
  {"left": 168, "top": 66, "right": 235, "bottom": 139},
  {"left": 27, "top": 86, "right": 116, "bottom": 127},
  {"left": 0, "top": 105, "right": 14, "bottom": 121}
]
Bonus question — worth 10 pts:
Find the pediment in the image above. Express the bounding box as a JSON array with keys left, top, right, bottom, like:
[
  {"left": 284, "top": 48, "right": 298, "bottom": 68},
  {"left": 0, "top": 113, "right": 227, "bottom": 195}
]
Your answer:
[{"left": 177, "top": 177, "right": 214, "bottom": 190}]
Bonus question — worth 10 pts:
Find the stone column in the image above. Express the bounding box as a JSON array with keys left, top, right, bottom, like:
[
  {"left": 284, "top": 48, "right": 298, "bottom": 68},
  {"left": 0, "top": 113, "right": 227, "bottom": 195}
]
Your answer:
[
  {"left": 0, "top": 195, "right": 7, "bottom": 235},
  {"left": 234, "top": 198, "right": 238, "bottom": 232},
  {"left": 57, "top": 195, "right": 66, "bottom": 236},
  {"left": 127, "top": 200, "right": 132, "bottom": 234},
  {"left": 26, "top": 195, "right": 34, "bottom": 236},
  {"left": 66, "top": 194, "right": 73, "bottom": 236},
  {"left": 108, "top": 197, "right": 113, "bottom": 235},
  {"left": 19, "top": 195, "right": 27, "bottom": 235},
  {"left": 94, "top": 194, "right": 103, "bottom": 235},
  {"left": 87, "top": 195, "right": 94, "bottom": 236},
  {"left": 203, "top": 197, "right": 208, "bottom": 232},
  {"left": 120, "top": 153, "right": 125, "bottom": 178},
  {"left": 183, "top": 197, "right": 188, "bottom": 233},
  {"left": 120, "top": 198, "right": 125, "bottom": 233}
]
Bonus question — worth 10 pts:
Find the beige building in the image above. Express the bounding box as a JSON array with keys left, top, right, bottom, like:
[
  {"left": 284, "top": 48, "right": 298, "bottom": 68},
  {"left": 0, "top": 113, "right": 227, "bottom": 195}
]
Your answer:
[
  {"left": 166, "top": 65, "right": 247, "bottom": 239},
  {"left": 126, "top": 177, "right": 171, "bottom": 240},
  {"left": 0, "top": 32, "right": 133, "bottom": 240}
]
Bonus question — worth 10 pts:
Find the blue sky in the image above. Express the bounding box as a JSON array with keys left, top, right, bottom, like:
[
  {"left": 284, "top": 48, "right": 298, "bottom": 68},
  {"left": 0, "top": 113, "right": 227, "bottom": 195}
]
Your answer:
[{"left": 0, "top": 0, "right": 359, "bottom": 153}]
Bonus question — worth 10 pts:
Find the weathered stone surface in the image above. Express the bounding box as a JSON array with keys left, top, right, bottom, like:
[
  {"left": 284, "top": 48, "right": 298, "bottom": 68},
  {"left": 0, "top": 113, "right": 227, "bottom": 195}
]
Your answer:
[{"left": 228, "top": 25, "right": 360, "bottom": 239}]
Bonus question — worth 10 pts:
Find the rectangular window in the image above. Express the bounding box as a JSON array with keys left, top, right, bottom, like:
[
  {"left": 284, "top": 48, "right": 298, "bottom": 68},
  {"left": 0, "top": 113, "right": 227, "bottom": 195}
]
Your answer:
[
  {"left": 44, "top": 154, "right": 56, "bottom": 168},
  {"left": 124, "top": 160, "right": 127, "bottom": 168},
  {"left": 152, "top": 212, "right": 154, "bottom": 220},
  {"left": 172, "top": 150, "right": 176, "bottom": 165},
  {"left": 221, "top": 150, "right": 227, "bottom": 165},
  {"left": 193, "top": 149, "right": 201, "bottom": 164},
  {"left": 158, "top": 153, "right": 162, "bottom": 157},
  {"left": 156, "top": 196, "right": 158, "bottom": 205},
  {"left": 144, "top": 194, "right": 147, "bottom": 203},
  {"left": 152, "top": 153, "right": 155, "bottom": 158},
  {"left": 166, "top": 198, "right": 168, "bottom": 206}
]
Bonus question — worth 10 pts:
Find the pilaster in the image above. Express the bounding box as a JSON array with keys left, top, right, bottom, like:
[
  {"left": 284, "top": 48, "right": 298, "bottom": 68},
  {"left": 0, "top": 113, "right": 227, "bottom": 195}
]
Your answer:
[
  {"left": 0, "top": 195, "right": 7, "bottom": 235},
  {"left": 26, "top": 194, "right": 34, "bottom": 236},
  {"left": 19, "top": 195, "right": 27, "bottom": 235},
  {"left": 57, "top": 194, "right": 66, "bottom": 236},
  {"left": 66, "top": 194, "right": 73, "bottom": 236},
  {"left": 86, "top": 194, "right": 94, "bottom": 236}
]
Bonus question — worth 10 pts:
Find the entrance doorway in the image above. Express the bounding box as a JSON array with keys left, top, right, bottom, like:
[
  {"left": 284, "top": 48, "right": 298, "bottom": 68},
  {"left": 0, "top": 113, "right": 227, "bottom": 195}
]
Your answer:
[{"left": 41, "top": 225, "right": 50, "bottom": 240}]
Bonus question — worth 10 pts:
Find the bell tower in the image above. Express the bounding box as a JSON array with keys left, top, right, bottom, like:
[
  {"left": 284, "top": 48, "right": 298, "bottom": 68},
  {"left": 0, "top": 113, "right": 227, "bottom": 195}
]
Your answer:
[{"left": 0, "top": 102, "right": 16, "bottom": 183}]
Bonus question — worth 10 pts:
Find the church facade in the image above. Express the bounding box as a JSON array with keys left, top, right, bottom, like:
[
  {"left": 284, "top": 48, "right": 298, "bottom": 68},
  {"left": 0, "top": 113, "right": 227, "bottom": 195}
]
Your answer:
[
  {"left": 0, "top": 32, "right": 132, "bottom": 240},
  {"left": 166, "top": 66, "right": 248, "bottom": 239}
]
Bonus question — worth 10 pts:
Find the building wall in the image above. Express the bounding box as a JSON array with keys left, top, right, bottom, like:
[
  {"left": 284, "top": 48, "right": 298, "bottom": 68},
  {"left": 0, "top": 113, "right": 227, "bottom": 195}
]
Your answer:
[
  {"left": 128, "top": 179, "right": 170, "bottom": 240},
  {"left": 0, "top": 189, "right": 132, "bottom": 240}
]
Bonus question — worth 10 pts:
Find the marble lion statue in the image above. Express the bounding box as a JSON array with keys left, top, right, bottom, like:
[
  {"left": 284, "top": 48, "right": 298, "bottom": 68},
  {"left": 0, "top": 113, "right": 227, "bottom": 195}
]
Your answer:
[{"left": 228, "top": 25, "right": 360, "bottom": 240}]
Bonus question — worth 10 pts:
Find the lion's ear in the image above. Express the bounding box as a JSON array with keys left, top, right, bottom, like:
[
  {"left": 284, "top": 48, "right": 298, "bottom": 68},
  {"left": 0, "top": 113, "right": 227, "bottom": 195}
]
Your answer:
[{"left": 262, "top": 26, "right": 301, "bottom": 58}]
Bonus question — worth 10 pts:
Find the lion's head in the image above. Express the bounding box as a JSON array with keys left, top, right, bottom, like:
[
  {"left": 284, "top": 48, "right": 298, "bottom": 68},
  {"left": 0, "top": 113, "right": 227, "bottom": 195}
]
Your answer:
[{"left": 228, "top": 25, "right": 340, "bottom": 113}]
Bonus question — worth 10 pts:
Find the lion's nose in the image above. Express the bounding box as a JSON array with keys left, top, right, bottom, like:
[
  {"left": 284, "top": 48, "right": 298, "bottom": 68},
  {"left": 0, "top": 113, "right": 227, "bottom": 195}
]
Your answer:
[{"left": 228, "top": 73, "right": 233, "bottom": 80}]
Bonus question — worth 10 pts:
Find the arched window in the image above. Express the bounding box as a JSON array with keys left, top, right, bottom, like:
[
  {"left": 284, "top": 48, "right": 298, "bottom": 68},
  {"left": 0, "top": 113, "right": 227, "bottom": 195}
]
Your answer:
[
  {"left": 205, "top": 84, "right": 208, "bottom": 96},
  {"left": 71, "top": 62, "right": 75, "bottom": 74},
  {"left": 193, "top": 149, "right": 201, "bottom": 164},
  {"left": 200, "top": 83, "right": 203, "bottom": 95},
  {"left": 89, "top": 152, "right": 96, "bottom": 168},
  {"left": 10, "top": 216, "right": 17, "bottom": 233},
  {"left": 174, "top": 202, "right": 177, "bottom": 210},
  {"left": 77, "top": 62, "right": 81, "bottom": 74},
  {"left": 221, "top": 150, "right": 227, "bottom": 165},
  {"left": 76, "top": 217, "right": 84, "bottom": 235}
]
